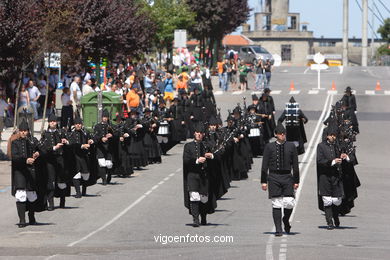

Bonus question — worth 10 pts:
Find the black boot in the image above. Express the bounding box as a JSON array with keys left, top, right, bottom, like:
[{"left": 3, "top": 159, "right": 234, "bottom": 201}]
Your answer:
[
  {"left": 16, "top": 202, "right": 27, "bottom": 228},
  {"left": 272, "top": 208, "right": 283, "bottom": 236},
  {"left": 190, "top": 202, "right": 200, "bottom": 227},
  {"left": 73, "top": 179, "right": 82, "bottom": 198},
  {"left": 324, "top": 206, "right": 334, "bottom": 230},
  {"left": 82, "top": 185, "right": 87, "bottom": 196},
  {"left": 59, "top": 190, "right": 66, "bottom": 208},
  {"left": 332, "top": 205, "right": 340, "bottom": 228},
  {"left": 28, "top": 210, "right": 36, "bottom": 225},
  {"left": 201, "top": 213, "right": 207, "bottom": 225},
  {"left": 47, "top": 191, "right": 55, "bottom": 211},
  {"left": 101, "top": 172, "right": 107, "bottom": 186},
  {"left": 107, "top": 171, "right": 112, "bottom": 184},
  {"left": 283, "top": 208, "right": 293, "bottom": 234}
]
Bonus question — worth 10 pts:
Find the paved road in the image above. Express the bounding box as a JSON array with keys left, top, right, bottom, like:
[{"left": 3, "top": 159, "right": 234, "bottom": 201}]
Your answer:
[{"left": 0, "top": 66, "right": 389, "bottom": 260}]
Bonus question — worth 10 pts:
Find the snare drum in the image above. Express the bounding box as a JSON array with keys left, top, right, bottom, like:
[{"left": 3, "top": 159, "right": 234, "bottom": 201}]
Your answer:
[
  {"left": 158, "top": 121, "right": 169, "bottom": 135},
  {"left": 249, "top": 128, "right": 260, "bottom": 137}
]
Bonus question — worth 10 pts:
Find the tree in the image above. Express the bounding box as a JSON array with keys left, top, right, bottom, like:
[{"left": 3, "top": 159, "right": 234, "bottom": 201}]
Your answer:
[
  {"left": 0, "top": 0, "right": 41, "bottom": 75},
  {"left": 187, "top": 0, "right": 251, "bottom": 67},
  {"left": 148, "top": 0, "right": 195, "bottom": 64},
  {"left": 377, "top": 18, "right": 390, "bottom": 43}
]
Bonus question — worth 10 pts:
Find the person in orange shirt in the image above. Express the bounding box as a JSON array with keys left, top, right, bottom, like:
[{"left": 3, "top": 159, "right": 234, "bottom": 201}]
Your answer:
[
  {"left": 126, "top": 85, "right": 140, "bottom": 112},
  {"left": 217, "top": 59, "right": 227, "bottom": 90},
  {"left": 176, "top": 75, "right": 187, "bottom": 95}
]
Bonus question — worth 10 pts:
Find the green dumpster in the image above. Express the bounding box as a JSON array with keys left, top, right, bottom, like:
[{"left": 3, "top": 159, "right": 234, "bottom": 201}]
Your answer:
[{"left": 80, "top": 91, "right": 122, "bottom": 131}]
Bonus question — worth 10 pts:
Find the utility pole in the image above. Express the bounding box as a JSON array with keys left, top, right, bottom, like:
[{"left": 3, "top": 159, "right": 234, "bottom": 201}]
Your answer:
[
  {"left": 371, "top": 0, "right": 375, "bottom": 63},
  {"left": 362, "top": 0, "right": 368, "bottom": 66},
  {"left": 343, "top": 0, "right": 349, "bottom": 67}
]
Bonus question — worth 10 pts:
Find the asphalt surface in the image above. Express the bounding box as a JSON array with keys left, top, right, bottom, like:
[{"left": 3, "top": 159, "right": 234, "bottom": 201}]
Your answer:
[{"left": 0, "top": 66, "right": 389, "bottom": 260}]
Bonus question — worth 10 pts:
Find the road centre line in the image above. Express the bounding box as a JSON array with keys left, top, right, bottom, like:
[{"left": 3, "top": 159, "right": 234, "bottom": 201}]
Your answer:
[{"left": 67, "top": 168, "right": 180, "bottom": 247}]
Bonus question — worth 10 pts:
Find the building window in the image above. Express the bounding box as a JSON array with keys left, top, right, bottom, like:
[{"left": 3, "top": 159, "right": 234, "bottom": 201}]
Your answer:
[
  {"left": 319, "top": 41, "right": 336, "bottom": 47},
  {"left": 281, "top": 45, "right": 292, "bottom": 61}
]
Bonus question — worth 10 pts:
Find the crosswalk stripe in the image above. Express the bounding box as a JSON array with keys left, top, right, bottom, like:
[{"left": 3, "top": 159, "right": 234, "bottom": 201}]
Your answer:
[
  {"left": 289, "top": 90, "right": 300, "bottom": 95},
  {"left": 251, "top": 91, "right": 263, "bottom": 95},
  {"left": 308, "top": 90, "right": 319, "bottom": 95},
  {"left": 365, "top": 90, "right": 375, "bottom": 95},
  {"left": 271, "top": 90, "right": 282, "bottom": 95},
  {"left": 327, "top": 90, "right": 338, "bottom": 95},
  {"left": 214, "top": 90, "right": 223, "bottom": 95},
  {"left": 384, "top": 91, "right": 390, "bottom": 95},
  {"left": 232, "top": 91, "right": 243, "bottom": 95}
]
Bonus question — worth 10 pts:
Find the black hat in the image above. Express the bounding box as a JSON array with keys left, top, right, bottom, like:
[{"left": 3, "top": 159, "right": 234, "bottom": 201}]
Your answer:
[
  {"left": 102, "top": 109, "right": 110, "bottom": 118},
  {"left": 48, "top": 113, "right": 57, "bottom": 122},
  {"left": 144, "top": 107, "right": 151, "bottom": 113},
  {"left": 247, "top": 104, "right": 257, "bottom": 112},
  {"left": 345, "top": 86, "right": 352, "bottom": 93},
  {"left": 225, "top": 115, "right": 234, "bottom": 122},
  {"left": 209, "top": 116, "right": 219, "bottom": 125},
  {"left": 289, "top": 96, "right": 296, "bottom": 103},
  {"left": 217, "top": 117, "right": 223, "bottom": 125},
  {"left": 233, "top": 106, "right": 241, "bottom": 114},
  {"left": 194, "top": 123, "right": 205, "bottom": 133},
  {"left": 74, "top": 117, "right": 83, "bottom": 125},
  {"left": 252, "top": 94, "right": 259, "bottom": 101},
  {"left": 264, "top": 88, "right": 271, "bottom": 94},
  {"left": 325, "top": 126, "right": 338, "bottom": 136},
  {"left": 274, "top": 123, "right": 286, "bottom": 134},
  {"left": 18, "top": 119, "right": 29, "bottom": 131}
]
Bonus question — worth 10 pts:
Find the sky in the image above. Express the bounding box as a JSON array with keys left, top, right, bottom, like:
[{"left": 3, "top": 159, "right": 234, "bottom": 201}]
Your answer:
[{"left": 246, "top": 0, "right": 389, "bottom": 39}]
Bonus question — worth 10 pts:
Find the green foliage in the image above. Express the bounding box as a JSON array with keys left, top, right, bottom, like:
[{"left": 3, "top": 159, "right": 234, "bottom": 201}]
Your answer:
[
  {"left": 377, "top": 18, "right": 390, "bottom": 43},
  {"left": 148, "top": 0, "right": 195, "bottom": 49},
  {"left": 377, "top": 44, "right": 390, "bottom": 55}
]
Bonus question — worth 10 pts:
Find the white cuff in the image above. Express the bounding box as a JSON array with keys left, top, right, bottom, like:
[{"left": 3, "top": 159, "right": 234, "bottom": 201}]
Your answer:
[
  {"left": 331, "top": 159, "right": 336, "bottom": 166},
  {"left": 210, "top": 154, "right": 214, "bottom": 159},
  {"left": 196, "top": 159, "right": 199, "bottom": 164},
  {"left": 53, "top": 146, "right": 57, "bottom": 151},
  {"left": 345, "top": 155, "right": 350, "bottom": 162}
]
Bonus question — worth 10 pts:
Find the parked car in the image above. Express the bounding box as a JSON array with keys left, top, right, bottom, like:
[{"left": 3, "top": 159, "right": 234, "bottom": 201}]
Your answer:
[{"left": 238, "top": 45, "right": 274, "bottom": 64}]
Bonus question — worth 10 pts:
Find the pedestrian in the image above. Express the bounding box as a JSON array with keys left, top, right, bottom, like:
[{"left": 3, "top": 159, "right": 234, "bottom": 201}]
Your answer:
[
  {"left": 60, "top": 88, "right": 73, "bottom": 129},
  {"left": 70, "top": 76, "right": 82, "bottom": 118},
  {"left": 261, "top": 124, "right": 300, "bottom": 236},
  {"left": 278, "top": 97, "right": 308, "bottom": 155},
  {"left": 10, "top": 119, "right": 41, "bottom": 227},
  {"left": 39, "top": 113, "right": 70, "bottom": 210},
  {"left": 255, "top": 59, "right": 264, "bottom": 90},
  {"left": 264, "top": 59, "right": 272, "bottom": 87},
  {"left": 316, "top": 126, "right": 345, "bottom": 229},
  {"left": 183, "top": 123, "right": 216, "bottom": 227},
  {"left": 341, "top": 86, "right": 357, "bottom": 113},
  {"left": 26, "top": 80, "right": 40, "bottom": 120},
  {"left": 238, "top": 60, "right": 249, "bottom": 91}
]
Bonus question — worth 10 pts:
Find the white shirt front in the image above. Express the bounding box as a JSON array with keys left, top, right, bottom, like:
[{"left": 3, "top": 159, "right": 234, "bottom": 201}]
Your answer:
[
  {"left": 28, "top": 86, "right": 41, "bottom": 100},
  {"left": 61, "top": 93, "right": 71, "bottom": 106},
  {"left": 82, "top": 84, "right": 94, "bottom": 96},
  {"left": 70, "top": 81, "right": 82, "bottom": 101}
]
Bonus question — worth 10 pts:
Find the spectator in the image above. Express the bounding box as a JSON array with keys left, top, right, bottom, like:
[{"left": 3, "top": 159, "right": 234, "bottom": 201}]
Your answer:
[
  {"left": 255, "top": 59, "right": 265, "bottom": 90},
  {"left": 126, "top": 84, "right": 140, "bottom": 113},
  {"left": 163, "top": 73, "right": 174, "bottom": 106},
  {"left": 60, "top": 88, "right": 73, "bottom": 129},
  {"left": 238, "top": 60, "right": 250, "bottom": 91},
  {"left": 17, "top": 84, "right": 30, "bottom": 108},
  {"left": 70, "top": 76, "right": 82, "bottom": 117},
  {"left": 27, "top": 80, "right": 40, "bottom": 120},
  {"left": 217, "top": 59, "right": 228, "bottom": 91},
  {"left": 190, "top": 65, "right": 203, "bottom": 93},
  {"left": 82, "top": 80, "right": 94, "bottom": 96},
  {"left": 0, "top": 95, "right": 9, "bottom": 140},
  {"left": 150, "top": 58, "right": 157, "bottom": 72},
  {"left": 38, "top": 75, "right": 47, "bottom": 116},
  {"left": 264, "top": 59, "right": 272, "bottom": 87}
]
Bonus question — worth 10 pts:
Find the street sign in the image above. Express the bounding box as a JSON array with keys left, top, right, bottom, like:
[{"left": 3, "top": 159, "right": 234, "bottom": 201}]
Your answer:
[
  {"left": 310, "top": 64, "right": 328, "bottom": 70},
  {"left": 57, "top": 82, "right": 63, "bottom": 89},
  {"left": 272, "top": 54, "right": 282, "bottom": 67},
  {"left": 44, "top": 53, "right": 61, "bottom": 68},
  {"left": 174, "top": 30, "right": 187, "bottom": 48},
  {"left": 313, "top": 52, "right": 325, "bottom": 64}
]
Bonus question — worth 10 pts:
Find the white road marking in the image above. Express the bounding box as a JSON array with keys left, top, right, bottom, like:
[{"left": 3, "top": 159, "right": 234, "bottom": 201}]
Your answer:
[
  {"left": 365, "top": 90, "right": 376, "bottom": 95},
  {"left": 327, "top": 90, "right": 338, "bottom": 95},
  {"left": 158, "top": 181, "right": 164, "bottom": 185},
  {"left": 214, "top": 91, "right": 223, "bottom": 95},
  {"left": 251, "top": 91, "right": 263, "bottom": 95},
  {"left": 271, "top": 90, "right": 282, "bottom": 95},
  {"left": 289, "top": 90, "right": 300, "bottom": 95},
  {"left": 303, "top": 67, "right": 310, "bottom": 74},
  {"left": 67, "top": 168, "right": 181, "bottom": 247},
  {"left": 308, "top": 90, "right": 319, "bottom": 95},
  {"left": 169, "top": 173, "right": 175, "bottom": 177},
  {"left": 266, "top": 94, "right": 333, "bottom": 260},
  {"left": 175, "top": 168, "right": 182, "bottom": 172},
  {"left": 339, "top": 66, "right": 344, "bottom": 74},
  {"left": 164, "top": 177, "right": 170, "bottom": 181},
  {"left": 384, "top": 91, "right": 390, "bottom": 95},
  {"left": 45, "top": 255, "right": 59, "bottom": 260},
  {"left": 232, "top": 91, "right": 243, "bottom": 95}
]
